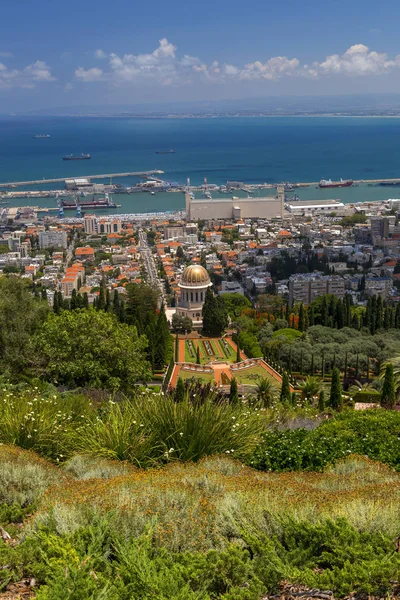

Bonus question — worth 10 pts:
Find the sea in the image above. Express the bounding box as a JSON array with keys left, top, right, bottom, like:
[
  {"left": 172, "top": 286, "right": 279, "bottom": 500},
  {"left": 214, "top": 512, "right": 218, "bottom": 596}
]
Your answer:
[{"left": 2, "top": 115, "right": 400, "bottom": 215}]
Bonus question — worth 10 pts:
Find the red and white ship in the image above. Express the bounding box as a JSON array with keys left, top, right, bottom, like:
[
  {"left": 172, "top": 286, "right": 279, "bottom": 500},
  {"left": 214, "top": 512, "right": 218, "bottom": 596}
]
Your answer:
[{"left": 319, "top": 178, "right": 353, "bottom": 188}]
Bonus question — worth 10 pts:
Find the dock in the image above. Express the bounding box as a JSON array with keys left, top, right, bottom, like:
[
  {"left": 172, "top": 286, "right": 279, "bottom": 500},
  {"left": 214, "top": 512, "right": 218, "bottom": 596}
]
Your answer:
[{"left": 0, "top": 170, "right": 164, "bottom": 189}]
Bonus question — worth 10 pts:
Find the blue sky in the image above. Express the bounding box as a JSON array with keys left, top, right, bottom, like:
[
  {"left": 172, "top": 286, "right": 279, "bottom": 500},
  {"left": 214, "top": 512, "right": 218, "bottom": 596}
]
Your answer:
[{"left": 2, "top": 0, "right": 400, "bottom": 111}]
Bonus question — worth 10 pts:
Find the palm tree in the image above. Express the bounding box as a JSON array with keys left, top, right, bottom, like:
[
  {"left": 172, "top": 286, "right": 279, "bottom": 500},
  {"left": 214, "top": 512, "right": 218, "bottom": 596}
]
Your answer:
[
  {"left": 298, "top": 376, "right": 323, "bottom": 404},
  {"left": 252, "top": 376, "right": 277, "bottom": 408}
]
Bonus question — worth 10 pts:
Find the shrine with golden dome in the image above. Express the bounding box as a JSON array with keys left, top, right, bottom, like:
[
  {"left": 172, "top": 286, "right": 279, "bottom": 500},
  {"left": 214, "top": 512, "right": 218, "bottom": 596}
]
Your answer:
[{"left": 176, "top": 265, "right": 212, "bottom": 328}]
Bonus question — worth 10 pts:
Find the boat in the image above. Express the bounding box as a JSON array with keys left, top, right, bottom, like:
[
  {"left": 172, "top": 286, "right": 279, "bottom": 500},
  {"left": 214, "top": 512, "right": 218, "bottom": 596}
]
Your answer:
[
  {"left": 60, "top": 193, "right": 117, "bottom": 209},
  {"left": 62, "top": 153, "right": 91, "bottom": 161},
  {"left": 319, "top": 178, "right": 353, "bottom": 188},
  {"left": 155, "top": 149, "right": 175, "bottom": 154},
  {"left": 33, "top": 134, "right": 50, "bottom": 139}
]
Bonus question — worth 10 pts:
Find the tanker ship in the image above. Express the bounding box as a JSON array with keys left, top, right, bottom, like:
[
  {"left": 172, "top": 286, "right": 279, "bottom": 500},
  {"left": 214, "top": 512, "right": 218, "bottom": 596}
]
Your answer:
[{"left": 319, "top": 178, "right": 353, "bottom": 188}]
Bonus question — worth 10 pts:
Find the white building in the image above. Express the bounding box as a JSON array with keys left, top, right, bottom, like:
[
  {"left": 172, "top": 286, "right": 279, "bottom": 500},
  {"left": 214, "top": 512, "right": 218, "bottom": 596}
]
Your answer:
[
  {"left": 176, "top": 265, "right": 212, "bottom": 329},
  {"left": 185, "top": 187, "right": 284, "bottom": 221},
  {"left": 39, "top": 230, "right": 68, "bottom": 249}
]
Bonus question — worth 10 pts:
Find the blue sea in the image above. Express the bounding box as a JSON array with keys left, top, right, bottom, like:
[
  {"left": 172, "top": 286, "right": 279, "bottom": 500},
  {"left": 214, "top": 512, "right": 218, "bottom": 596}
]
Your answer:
[{"left": 1, "top": 115, "right": 400, "bottom": 214}]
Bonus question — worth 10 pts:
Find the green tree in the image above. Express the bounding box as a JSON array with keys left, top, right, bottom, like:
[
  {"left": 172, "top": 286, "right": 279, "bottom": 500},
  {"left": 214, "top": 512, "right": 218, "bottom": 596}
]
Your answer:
[
  {"left": 279, "top": 371, "right": 291, "bottom": 404},
  {"left": 35, "top": 309, "right": 150, "bottom": 391},
  {"left": 329, "top": 367, "right": 342, "bottom": 410},
  {"left": 229, "top": 377, "right": 239, "bottom": 405},
  {"left": 298, "top": 303, "right": 305, "bottom": 332},
  {"left": 97, "top": 278, "right": 106, "bottom": 311},
  {"left": 175, "top": 377, "right": 185, "bottom": 402},
  {"left": 154, "top": 304, "right": 171, "bottom": 370},
  {"left": 0, "top": 276, "right": 49, "bottom": 378},
  {"left": 381, "top": 363, "right": 396, "bottom": 409},
  {"left": 202, "top": 288, "right": 228, "bottom": 337},
  {"left": 70, "top": 288, "right": 77, "bottom": 310},
  {"left": 196, "top": 345, "right": 201, "bottom": 364}
]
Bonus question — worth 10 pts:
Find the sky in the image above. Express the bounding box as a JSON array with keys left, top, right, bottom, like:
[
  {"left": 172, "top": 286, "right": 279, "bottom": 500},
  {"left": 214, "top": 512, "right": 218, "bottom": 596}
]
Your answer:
[{"left": 3, "top": 0, "right": 400, "bottom": 112}]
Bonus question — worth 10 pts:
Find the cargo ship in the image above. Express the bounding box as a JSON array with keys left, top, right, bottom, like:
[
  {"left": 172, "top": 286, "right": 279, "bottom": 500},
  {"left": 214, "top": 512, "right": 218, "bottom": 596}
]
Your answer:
[
  {"left": 33, "top": 134, "right": 50, "bottom": 138},
  {"left": 155, "top": 149, "right": 175, "bottom": 154},
  {"left": 319, "top": 178, "right": 353, "bottom": 188},
  {"left": 62, "top": 153, "right": 91, "bottom": 161},
  {"left": 59, "top": 194, "right": 117, "bottom": 209}
]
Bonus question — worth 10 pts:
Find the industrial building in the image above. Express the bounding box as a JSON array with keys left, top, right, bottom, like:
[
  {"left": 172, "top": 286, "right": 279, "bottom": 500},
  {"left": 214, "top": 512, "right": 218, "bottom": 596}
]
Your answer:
[
  {"left": 185, "top": 187, "right": 284, "bottom": 221},
  {"left": 285, "top": 199, "right": 344, "bottom": 214}
]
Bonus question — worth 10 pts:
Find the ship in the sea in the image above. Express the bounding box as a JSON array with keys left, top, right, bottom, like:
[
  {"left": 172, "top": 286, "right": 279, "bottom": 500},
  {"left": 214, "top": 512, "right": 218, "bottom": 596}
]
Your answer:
[
  {"left": 33, "top": 134, "right": 50, "bottom": 139},
  {"left": 319, "top": 178, "right": 353, "bottom": 188},
  {"left": 62, "top": 153, "right": 91, "bottom": 161},
  {"left": 155, "top": 149, "right": 175, "bottom": 154},
  {"left": 59, "top": 193, "right": 117, "bottom": 209}
]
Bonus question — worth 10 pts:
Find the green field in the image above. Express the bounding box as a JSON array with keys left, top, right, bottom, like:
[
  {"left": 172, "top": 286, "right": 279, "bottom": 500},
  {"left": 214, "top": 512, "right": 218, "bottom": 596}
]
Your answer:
[
  {"left": 184, "top": 338, "right": 238, "bottom": 364},
  {"left": 179, "top": 369, "right": 215, "bottom": 384},
  {"left": 234, "top": 365, "right": 277, "bottom": 385}
]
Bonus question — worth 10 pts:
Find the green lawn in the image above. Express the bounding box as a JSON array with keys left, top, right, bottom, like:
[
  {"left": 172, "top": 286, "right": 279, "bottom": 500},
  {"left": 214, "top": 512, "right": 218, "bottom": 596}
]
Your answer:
[
  {"left": 234, "top": 366, "right": 277, "bottom": 386},
  {"left": 179, "top": 369, "right": 214, "bottom": 384}
]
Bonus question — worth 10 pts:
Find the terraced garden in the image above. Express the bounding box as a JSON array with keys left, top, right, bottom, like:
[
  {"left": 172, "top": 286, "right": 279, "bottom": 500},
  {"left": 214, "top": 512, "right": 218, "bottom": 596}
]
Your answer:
[{"left": 183, "top": 337, "right": 238, "bottom": 364}]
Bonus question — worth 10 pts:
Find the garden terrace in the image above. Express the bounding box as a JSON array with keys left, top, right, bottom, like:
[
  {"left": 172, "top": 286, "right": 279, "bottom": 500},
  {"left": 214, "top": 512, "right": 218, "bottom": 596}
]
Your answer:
[
  {"left": 169, "top": 358, "right": 292, "bottom": 391},
  {"left": 180, "top": 336, "right": 244, "bottom": 364}
]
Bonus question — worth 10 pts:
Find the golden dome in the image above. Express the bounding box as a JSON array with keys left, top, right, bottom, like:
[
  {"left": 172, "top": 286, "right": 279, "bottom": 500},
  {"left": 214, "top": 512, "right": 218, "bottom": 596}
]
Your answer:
[{"left": 180, "top": 265, "right": 211, "bottom": 286}]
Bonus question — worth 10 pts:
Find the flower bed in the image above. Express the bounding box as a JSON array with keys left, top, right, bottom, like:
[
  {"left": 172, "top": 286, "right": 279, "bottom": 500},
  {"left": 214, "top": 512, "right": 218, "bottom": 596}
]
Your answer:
[
  {"left": 186, "top": 339, "right": 196, "bottom": 358},
  {"left": 202, "top": 339, "right": 214, "bottom": 357}
]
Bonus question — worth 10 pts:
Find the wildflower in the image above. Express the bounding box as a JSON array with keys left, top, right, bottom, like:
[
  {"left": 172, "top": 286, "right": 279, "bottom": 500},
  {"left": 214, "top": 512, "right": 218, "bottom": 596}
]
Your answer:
[
  {"left": 169, "top": 448, "right": 174, "bottom": 453},
  {"left": 179, "top": 432, "right": 184, "bottom": 436}
]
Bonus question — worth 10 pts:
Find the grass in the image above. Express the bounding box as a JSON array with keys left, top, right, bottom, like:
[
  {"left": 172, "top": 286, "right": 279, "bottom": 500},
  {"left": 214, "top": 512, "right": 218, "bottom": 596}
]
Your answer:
[
  {"left": 234, "top": 365, "right": 274, "bottom": 385},
  {"left": 183, "top": 338, "right": 238, "bottom": 364},
  {"left": 179, "top": 369, "right": 215, "bottom": 383}
]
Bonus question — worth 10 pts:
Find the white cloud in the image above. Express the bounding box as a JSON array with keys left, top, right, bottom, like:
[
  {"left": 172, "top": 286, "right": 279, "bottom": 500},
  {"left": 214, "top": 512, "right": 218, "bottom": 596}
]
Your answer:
[
  {"left": 0, "top": 51, "right": 13, "bottom": 58},
  {"left": 309, "top": 44, "right": 400, "bottom": 77},
  {"left": 95, "top": 49, "right": 107, "bottom": 59},
  {"left": 74, "top": 40, "right": 400, "bottom": 88},
  {"left": 75, "top": 66, "right": 103, "bottom": 81},
  {"left": 0, "top": 59, "right": 55, "bottom": 89}
]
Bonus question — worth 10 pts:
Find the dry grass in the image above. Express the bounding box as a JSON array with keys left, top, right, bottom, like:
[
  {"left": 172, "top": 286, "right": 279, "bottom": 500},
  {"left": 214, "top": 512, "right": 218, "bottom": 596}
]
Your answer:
[{"left": 19, "top": 453, "right": 399, "bottom": 551}]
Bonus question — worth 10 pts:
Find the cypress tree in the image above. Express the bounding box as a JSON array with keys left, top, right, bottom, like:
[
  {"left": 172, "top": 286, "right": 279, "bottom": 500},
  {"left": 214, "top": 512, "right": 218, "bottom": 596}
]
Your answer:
[
  {"left": 175, "top": 377, "right": 185, "bottom": 402},
  {"left": 376, "top": 295, "right": 383, "bottom": 331},
  {"left": 329, "top": 367, "right": 342, "bottom": 410},
  {"left": 381, "top": 363, "right": 396, "bottom": 409},
  {"left": 105, "top": 288, "right": 111, "bottom": 312},
  {"left": 53, "top": 291, "right": 59, "bottom": 314},
  {"left": 41, "top": 287, "right": 47, "bottom": 301},
  {"left": 383, "top": 304, "right": 390, "bottom": 330},
  {"left": 308, "top": 305, "right": 315, "bottom": 327},
  {"left": 98, "top": 279, "right": 106, "bottom": 311},
  {"left": 396, "top": 302, "right": 400, "bottom": 329},
  {"left": 229, "top": 378, "right": 239, "bottom": 405},
  {"left": 57, "top": 291, "right": 63, "bottom": 311},
  {"left": 291, "top": 391, "right": 297, "bottom": 406},
  {"left": 113, "top": 290, "right": 119, "bottom": 313},
  {"left": 366, "top": 356, "right": 370, "bottom": 381},
  {"left": 321, "top": 348, "right": 325, "bottom": 379},
  {"left": 175, "top": 335, "right": 179, "bottom": 361},
  {"left": 370, "top": 295, "right": 377, "bottom": 335},
  {"left": 351, "top": 313, "right": 359, "bottom": 330},
  {"left": 298, "top": 303, "right": 305, "bottom": 332},
  {"left": 332, "top": 351, "right": 336, "bottom": 371},
  {"left": 318, "top": 390, "right": 325, "bottom": 412},
  {"left": 196, "top": 345, "right": 201, "bottom": 364},
  {"left": 344, "top": 351, "right": 348, "bottom": 381},
  {"left": 280, "top": 371, "right": 291, "bottom": 404},
  {"left": 70, "top": 288, "right": 77, "bottom": 310},
  {"left": 83, "top": 292, "right": 89, "bottom": 309},
  {"left": 310, "top": 353, "right": 314, "bottom": 375},
  {"left": 321, "top": 296, "right": 328, "bottom": 327},
  {"left": 335, "top": 300, "right": 344, "bottom": 329},
  {"left": 154, "top": 304, "right": 170, "bottom": 370}
]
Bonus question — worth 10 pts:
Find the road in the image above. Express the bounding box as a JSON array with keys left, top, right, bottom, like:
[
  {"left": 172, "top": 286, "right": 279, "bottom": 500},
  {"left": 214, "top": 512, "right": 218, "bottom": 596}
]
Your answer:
[{"left": 138, "top": 228, "right": 164, "bottom": 298}]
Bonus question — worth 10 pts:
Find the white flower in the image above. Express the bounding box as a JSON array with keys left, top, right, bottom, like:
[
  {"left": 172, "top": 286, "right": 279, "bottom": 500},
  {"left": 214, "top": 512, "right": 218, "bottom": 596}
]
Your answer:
[
  {"left": 179, "top": 432, "right": 184, "bottom": 436},
  {"left": 169, "top": 448, "right": 174, "bottom": 453}
]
